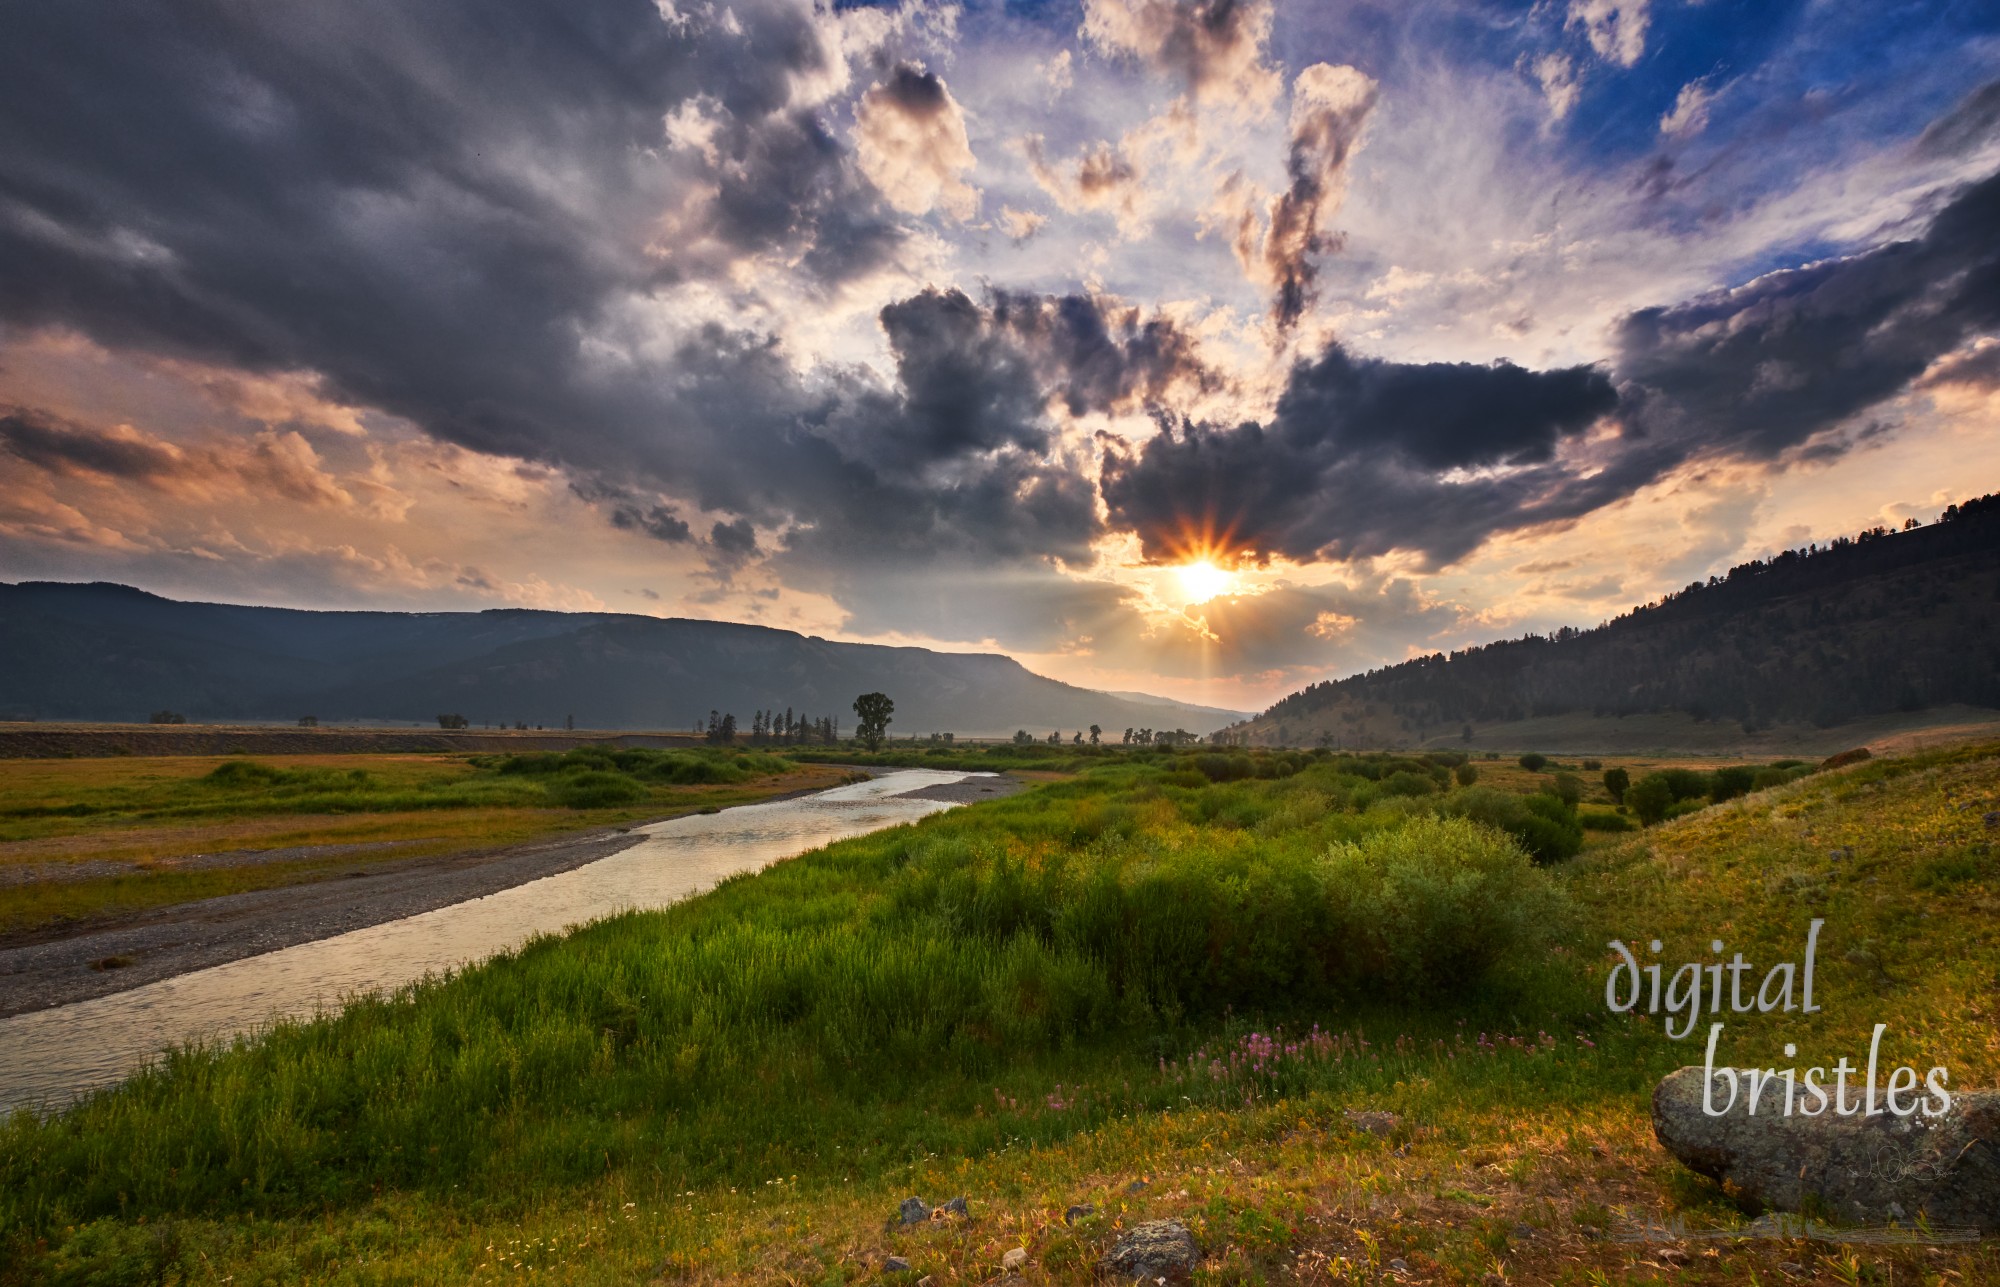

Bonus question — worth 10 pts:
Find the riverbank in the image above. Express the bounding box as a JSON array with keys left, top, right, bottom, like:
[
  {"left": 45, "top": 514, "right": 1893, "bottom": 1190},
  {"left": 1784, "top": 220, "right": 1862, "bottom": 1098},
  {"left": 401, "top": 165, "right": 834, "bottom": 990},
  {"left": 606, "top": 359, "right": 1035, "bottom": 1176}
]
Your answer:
[{"left": 0, "top": 767, "right": 1025, "bottom": 1017}]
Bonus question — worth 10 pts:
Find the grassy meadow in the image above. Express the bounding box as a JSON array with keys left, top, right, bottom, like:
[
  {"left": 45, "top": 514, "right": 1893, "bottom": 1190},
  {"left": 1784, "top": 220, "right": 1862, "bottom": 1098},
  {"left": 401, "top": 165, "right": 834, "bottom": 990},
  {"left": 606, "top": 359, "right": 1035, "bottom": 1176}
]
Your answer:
[
  {"left": 2, "top": 742, "right": 1996, "bottom": 1284},
  {"left": 0, "top": 747, "right": 837, "bottom": 934}
]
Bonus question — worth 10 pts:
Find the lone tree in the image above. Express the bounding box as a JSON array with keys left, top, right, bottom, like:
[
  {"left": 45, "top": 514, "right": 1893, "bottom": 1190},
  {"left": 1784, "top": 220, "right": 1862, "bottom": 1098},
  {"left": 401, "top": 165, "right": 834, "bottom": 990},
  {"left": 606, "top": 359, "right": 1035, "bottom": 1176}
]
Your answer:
[{"left": 852, "top": 692, "right": 894, "bottom": 750}]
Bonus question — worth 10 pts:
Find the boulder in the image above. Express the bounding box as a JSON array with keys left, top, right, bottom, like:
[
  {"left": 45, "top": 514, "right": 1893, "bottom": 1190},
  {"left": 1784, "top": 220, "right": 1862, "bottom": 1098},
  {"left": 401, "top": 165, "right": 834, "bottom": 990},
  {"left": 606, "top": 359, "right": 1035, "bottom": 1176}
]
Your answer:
[
  {"left": 884, "top": 1255, "right": 911, "bottom": 1273},
  {"left": 1064, "top": 1203, "right": 1096, "bottom": 1225},
  {"left": 1652, "top": 1066, "right": 2000, "bottom": 1230},
  {"left": 1098, "top": 1219, "right": 1199, "bottom": 1282},
  {"left": 1002, "top": 1248, "right": 1028, "bottom": 1271},
  {"left": 897, "top": 1197, "right": 931, "bottom": 1225},
  {"left": 936, "top": 1195, "right": 969, "bottom": 1218}
]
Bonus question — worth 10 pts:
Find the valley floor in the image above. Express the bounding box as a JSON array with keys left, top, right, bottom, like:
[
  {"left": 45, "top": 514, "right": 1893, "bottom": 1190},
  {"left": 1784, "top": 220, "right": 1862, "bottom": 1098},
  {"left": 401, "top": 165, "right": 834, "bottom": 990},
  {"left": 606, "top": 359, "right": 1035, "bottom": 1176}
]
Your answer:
[{"left": 3, "top": 742, "right": 1995, "bottom": 1285}]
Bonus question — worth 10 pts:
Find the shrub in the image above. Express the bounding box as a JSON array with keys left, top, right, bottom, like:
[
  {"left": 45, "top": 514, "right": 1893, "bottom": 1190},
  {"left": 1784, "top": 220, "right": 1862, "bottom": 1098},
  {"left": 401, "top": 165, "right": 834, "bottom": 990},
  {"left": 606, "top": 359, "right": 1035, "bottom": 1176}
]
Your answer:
[
  {"left": 1549, "top": 772, "right": 1584, "bottom": 807},
  {"left": 1626, "top": 773, "right": 1675, "bottom": 825},
  {"left": 1657, "top": 768, "right": 1710, "bottom": 801},
  {"left": 1441, "top": 786, "right": 1581, "bottom": 864},
  {"left": 1379, "top": 770, "right": 1437, "bottom": 797},
  {"left": 549, "top": 770, "right": 647, "bottom": 809},
  {"left": 1664, "top": 798, "right": 1707, "bottom": 821},
  {"left": 1194, "top": 753, "right": 1255, "bottom": 783},
  {"left": 1579, "top": 809, "right": 1633, "bottom": 832},
  {"left": 1453, "top": 762, "right": 1478, "bottom": 787},
  {"left": 1601, "top": 767, "right": 1630, "bottom": 803},
  {"left": 1320, "top": 816, "right": 1566, "bottom": 999},
  {"left": 1708, "top": 766, "right": 1758, "bottom": 803},
  {"left": 1581, "top": 759, "right": 1602, "bottom": 771},
  {"left": 1518, "top": 753, "right": 1548, "bottom": 772}
]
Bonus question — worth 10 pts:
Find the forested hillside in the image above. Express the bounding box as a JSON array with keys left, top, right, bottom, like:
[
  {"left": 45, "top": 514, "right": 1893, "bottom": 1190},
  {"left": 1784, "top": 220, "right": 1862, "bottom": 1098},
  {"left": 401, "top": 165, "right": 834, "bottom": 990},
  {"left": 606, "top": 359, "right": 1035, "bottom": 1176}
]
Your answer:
[{"left": 1235, "top": 494, "right": 2000, "bottom": 746}]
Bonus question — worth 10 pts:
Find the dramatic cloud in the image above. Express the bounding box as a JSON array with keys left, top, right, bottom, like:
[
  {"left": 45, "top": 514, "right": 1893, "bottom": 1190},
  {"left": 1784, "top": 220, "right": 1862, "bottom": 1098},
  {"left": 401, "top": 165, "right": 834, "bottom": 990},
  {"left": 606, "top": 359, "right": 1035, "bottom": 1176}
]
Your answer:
[
  {"left": 1615, "top": 169, "right": 2000, "bottom": 461},
  {"left": 1, "top": 0, "right": 1995, "bottom": 703},
  {"left": 0, "top": 406, "right": 363, "bottom": 510},
  {"left": 853, "top": 64, "right": 979, "bottom": 220},
  {"left": 1105, "top": 168, "right": 2000, "bottom": 571},
  {"left": 1100, "top": 345, "right": 1621, "bottom": 566},
  {"left": 1260, "top": 64, "right": 1379, "bottom": 330},
  {"left": 1080, "top": 0, "right": 1281, "bottom": 114},
  {"left": 1023, "top": 137, "right": 1148, "bottom": 230}
]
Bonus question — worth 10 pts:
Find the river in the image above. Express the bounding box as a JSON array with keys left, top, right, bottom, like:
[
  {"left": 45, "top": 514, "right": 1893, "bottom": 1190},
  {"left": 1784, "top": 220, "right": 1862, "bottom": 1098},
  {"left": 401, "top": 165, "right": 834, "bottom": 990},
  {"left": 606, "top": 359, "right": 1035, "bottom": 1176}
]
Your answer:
[{"left": 0, "top": 768, "right": 985, "bottom": 1115}]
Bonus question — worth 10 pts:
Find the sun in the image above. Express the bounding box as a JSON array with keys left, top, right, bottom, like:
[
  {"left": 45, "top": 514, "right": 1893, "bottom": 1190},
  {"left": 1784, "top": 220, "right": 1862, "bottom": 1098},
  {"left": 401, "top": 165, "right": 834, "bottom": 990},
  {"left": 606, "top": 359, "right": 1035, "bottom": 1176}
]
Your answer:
[{"left": 1174, "top": 558, "right": 1237, "bottom": 605}]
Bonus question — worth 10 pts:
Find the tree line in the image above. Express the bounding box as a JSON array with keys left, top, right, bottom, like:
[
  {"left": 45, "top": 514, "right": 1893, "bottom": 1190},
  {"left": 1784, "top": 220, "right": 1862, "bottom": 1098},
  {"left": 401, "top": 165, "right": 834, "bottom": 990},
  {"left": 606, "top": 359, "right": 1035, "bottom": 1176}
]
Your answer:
[{"left": 1250, "top": 492, "right": 2000, "bottom": 738}]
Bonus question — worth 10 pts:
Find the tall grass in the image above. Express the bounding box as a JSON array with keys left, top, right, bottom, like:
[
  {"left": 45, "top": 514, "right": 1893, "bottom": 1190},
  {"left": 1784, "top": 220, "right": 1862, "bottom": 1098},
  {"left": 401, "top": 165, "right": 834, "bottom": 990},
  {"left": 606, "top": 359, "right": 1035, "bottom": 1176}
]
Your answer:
[{"left": 0, "top": 760, "right": 1577, "bottom": 1242}]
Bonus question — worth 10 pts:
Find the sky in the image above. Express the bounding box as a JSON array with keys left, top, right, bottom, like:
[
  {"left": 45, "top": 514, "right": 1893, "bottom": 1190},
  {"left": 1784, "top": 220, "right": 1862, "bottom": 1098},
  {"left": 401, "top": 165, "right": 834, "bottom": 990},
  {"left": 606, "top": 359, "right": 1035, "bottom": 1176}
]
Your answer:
[{"left": 2, "top": 0, "right": 1998, "bottom": 713}]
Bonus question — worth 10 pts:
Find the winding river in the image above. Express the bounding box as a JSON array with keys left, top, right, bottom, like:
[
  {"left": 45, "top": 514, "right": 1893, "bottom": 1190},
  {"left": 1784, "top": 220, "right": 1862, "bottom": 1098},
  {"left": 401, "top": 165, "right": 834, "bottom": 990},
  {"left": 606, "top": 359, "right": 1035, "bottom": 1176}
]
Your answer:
[{"left": 0, "top": 768, "right": 984, "bottom": 1115}]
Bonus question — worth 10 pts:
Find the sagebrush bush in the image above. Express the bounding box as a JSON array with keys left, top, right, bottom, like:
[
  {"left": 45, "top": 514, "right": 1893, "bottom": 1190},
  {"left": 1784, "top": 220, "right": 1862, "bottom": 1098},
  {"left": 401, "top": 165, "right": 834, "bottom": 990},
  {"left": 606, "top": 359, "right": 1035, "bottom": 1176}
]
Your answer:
[{"left": 1321, "top": 816, "right": 1565, "bottom": 1000}]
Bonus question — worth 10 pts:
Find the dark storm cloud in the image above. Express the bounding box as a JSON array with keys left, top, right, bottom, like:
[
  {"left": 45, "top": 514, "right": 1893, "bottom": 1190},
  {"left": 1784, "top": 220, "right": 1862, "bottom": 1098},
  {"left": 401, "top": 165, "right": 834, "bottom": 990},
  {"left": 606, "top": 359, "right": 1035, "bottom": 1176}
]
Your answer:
[
  {"left": 610, "top": 504, "right": 695, "bottom": 545},
  {"left": 1613, "top": 167, "right": 2000, "bottom": 458},
  {"left": 0, "top": 0, "right": 971, "bottom": 552},
  {"left": 710, "top": 517, "right": 760, "bottom": 557},
  {"left": 1099, "top": 345, "right": 1621, "bottom": 566},
  {"left": 988, "top": 291, "right": 1225, "bottom": 416},
  {"left": 1103, "top": 166, "right": 2000, "bottom": 569}
]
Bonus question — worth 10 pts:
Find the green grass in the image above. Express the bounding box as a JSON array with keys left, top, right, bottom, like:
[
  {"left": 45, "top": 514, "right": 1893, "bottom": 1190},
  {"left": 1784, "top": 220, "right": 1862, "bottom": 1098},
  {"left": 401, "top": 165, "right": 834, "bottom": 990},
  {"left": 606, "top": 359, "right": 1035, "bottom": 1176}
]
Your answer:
[
  {"left": 3, "top": 744, "right": 1996, "bottom": 1284},
  {"left": 0, "top": 749, "right": 835, "bottom": 934},
  {"left": 0, "top": 747, "right": 796, "bottom": 834}
]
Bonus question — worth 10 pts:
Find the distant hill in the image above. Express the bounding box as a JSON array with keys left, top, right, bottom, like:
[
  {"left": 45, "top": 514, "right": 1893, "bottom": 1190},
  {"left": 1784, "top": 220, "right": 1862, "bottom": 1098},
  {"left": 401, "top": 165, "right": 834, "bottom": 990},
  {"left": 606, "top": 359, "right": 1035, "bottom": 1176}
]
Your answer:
[
  {"left": 0, "top": 584, "right": 1246, "bottom": 738},
  {"left": 1230, "top": 493, "right": 2000, "bottom": 751}
]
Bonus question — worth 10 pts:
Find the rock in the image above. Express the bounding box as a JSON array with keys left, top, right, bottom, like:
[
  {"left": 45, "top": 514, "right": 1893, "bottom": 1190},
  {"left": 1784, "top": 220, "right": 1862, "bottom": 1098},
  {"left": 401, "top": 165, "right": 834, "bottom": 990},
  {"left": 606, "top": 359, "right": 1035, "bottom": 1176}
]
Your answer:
[
  {"left": 1821, "top": 747, "right": 1872, "bottom": 770},
  {"left": 1124, "top": 1178, "right": 1149, "bottom": 1195},
  {"left": 884, "top": 1255, "right": 911, "bottom": 1273},
  {"left": 1064, "top": 1203, "right": 1095, "bottom": 1225},
  {"left": 1002, "top": 1248, "right": 1028, "bottom": 1271},
  {"left": 1387, "top": 1258, "right": 1409, "bottom": 1273},
  {"left": 1985, "top": 810, "right": 1999, "bottom": 830},
  {"left": 1651, "top": 1067, "right": 2000, "bottom": 1231},
  {"left": 1344, "top": 1109, "right": 1401, "bottom": 1136},
  {"left": 935, "top": 1195, "right": 969, "bottom": 1218},
  {"left": 1098, "top": 1219, "right": 1199, "bottom": 1283},
  {"left": 897, "top": 1196, "right": 931, "bottom": 1225}
]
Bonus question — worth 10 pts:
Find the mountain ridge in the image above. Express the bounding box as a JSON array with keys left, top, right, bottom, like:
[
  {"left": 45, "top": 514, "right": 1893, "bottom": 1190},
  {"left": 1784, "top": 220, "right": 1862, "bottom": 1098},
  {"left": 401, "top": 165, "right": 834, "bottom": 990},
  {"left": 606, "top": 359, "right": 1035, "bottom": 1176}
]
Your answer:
[{"left": 0, "top": 582, "right": 1247, "bottom": 736}]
